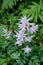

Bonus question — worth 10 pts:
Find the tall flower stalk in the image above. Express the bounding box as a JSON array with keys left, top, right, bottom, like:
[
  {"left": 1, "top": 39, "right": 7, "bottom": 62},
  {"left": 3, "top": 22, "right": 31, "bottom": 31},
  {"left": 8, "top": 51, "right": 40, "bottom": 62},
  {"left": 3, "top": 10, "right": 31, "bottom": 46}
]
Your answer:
[{"left": 15, "top": 16, "right": 38, "bottom": 46}]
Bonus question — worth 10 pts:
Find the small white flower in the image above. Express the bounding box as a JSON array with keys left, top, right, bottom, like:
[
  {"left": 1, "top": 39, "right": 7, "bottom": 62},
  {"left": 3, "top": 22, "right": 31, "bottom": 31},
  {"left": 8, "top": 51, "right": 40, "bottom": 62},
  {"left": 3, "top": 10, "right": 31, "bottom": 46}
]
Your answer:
[
  {"left": 25, "top": 36, "right": 34, "bottom": 42},
  {"left": 22, "top": 46, "right": 31, "bottom": 53},
  {"left": 19, "top": 16, "right": 31, "bottom": 30},
  {"left": 20, "top": 16, "right": 28, "bottom": 24},
  {"left": 30, "top": 25, "right": 38, "bottom": 33},
  {"left": 18, "top": 23, "right": 26, "bottom": 30},
  {"left": 15, "top": 30, "right": 26, "bottom": 41},
  {"left": 3, "top": 28, "right": 12, "bottom": 39},
  {"left": 15, "top": 30, "right": 26, "bottom": 46},
  {"left": 15, "top": 40, "right": 22, "bottom": 46},
  {"left": 3, "top": 28, "right": 8, "bottom": 34}
]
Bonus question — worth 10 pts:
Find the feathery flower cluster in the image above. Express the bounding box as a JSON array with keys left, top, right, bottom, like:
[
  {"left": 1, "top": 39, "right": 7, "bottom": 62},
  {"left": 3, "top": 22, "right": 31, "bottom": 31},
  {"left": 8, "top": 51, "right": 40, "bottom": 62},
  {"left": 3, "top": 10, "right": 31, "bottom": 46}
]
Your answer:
[
  {"left": 15, "top": 16, "right": 38, "bottom": 53},
  {"left": 22, "top": 46, "right": 31, "bottom": 53},
  {"left": 15, "top": 16, "right": 38, "bottom": 46},
  {"left": 3, "top": 28, "right": 12, "bottom": 39}
]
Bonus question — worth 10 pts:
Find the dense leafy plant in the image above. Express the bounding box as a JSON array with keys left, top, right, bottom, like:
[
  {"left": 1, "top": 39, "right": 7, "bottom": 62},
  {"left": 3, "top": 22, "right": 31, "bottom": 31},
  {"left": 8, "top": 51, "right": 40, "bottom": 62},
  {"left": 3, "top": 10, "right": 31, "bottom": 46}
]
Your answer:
[{"left": 0, "top": 0, "right": 43, "bottom": 65}]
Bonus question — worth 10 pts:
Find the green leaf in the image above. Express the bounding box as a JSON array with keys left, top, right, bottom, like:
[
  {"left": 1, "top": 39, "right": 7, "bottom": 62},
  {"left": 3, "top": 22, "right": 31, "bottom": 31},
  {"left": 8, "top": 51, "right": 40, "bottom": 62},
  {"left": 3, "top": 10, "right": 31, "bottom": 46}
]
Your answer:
[
  {"left": 40, "top": 27, "right": 43, "bottom": 35},
  {"left": 0, "top": 26, "right": 4, "bottom": 36},
  {"left": 39, "top": 14, "right": 43, "bottom": 22},
  {"left": 1, "top": 0, "right": 18, "bottom": 10},
  {"left": 41, "top": 57, "right": 43, "bottom": 62},
  {"left": 28, "top": 60, "right": 33, "bottom": 65}
]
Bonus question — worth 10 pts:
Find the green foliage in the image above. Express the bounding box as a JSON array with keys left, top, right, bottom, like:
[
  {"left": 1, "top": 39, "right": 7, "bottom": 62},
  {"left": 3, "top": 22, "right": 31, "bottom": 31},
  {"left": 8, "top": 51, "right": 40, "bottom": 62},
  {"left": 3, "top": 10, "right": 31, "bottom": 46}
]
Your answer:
[
  {"left": 20, "top": 0, "right": 43, "bottom": 22},
  {"left": 28, "top": 56, "right": 40, "bottom": 65},
  {"left": 1, "top": 0, "right": 18, "bottom": 9},
  {"left": 0, "top": 0, "right": 43, "bottom": 65}
]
